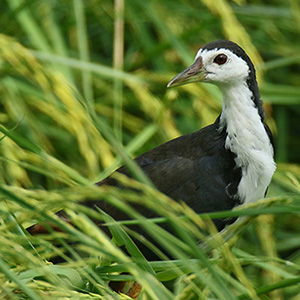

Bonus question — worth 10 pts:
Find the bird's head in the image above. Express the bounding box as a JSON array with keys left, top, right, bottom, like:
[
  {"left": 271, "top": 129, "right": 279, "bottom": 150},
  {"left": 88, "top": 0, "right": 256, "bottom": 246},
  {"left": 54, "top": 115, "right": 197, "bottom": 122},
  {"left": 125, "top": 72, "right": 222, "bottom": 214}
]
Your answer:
[{"left": 167, "top": 40, "right": 255, "bottom": 88}]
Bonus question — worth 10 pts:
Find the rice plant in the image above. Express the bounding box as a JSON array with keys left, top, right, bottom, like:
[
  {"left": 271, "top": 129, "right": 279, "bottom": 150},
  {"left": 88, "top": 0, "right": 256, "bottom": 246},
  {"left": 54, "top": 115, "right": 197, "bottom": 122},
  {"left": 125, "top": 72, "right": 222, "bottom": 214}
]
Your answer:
[{"left": 0, "top": 0, "right": 299, "bottom": 299}]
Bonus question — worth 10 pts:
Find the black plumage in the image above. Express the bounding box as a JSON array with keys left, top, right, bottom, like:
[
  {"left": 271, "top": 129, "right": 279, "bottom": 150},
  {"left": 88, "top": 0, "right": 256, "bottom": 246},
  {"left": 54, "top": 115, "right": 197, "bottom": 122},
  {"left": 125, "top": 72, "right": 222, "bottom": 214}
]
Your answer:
[{"left": 93, "top": 118, "right": 241, "bottom": 231}]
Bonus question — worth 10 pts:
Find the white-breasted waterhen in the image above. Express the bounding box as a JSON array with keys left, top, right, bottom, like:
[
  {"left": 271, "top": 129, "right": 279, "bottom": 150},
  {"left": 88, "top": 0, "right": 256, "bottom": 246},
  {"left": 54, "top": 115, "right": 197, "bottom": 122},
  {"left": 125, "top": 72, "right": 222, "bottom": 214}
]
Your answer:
[{"left": 28, "top": 40, "right": 276, "bottom": 297}]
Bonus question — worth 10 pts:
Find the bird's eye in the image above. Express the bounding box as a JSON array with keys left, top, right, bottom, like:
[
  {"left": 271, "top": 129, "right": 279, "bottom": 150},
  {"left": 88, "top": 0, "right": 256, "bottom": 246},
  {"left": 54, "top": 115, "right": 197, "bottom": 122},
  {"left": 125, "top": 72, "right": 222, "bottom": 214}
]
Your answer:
[{"left": 214, "top": 54, "right": 228, "bottom": 65}]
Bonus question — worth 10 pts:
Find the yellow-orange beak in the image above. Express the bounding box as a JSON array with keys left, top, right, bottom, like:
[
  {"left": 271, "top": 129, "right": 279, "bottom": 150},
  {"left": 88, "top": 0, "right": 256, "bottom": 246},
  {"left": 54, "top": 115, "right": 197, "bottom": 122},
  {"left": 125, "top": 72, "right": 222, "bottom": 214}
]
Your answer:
[{"left": 167, "top": 57, "right": 207, "bottom": 88}]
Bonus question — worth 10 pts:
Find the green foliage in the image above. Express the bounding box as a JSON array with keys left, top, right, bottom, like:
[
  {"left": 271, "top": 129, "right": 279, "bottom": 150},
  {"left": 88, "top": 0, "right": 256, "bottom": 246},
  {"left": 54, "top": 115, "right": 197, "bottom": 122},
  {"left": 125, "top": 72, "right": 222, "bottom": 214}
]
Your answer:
[{"left": 0, "top": 0, "right": 299, "bottom": 299}]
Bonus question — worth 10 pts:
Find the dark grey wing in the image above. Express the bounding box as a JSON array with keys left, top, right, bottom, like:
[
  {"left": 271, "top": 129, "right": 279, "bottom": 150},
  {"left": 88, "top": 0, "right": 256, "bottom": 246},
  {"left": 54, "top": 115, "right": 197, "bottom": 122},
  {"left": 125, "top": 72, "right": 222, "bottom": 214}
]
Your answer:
[
  {"left": 88, "top": 120, "right": 241, "bottom": 233},
  {"left": 139, "top": 154, "right": 238, "bottom": 212}
]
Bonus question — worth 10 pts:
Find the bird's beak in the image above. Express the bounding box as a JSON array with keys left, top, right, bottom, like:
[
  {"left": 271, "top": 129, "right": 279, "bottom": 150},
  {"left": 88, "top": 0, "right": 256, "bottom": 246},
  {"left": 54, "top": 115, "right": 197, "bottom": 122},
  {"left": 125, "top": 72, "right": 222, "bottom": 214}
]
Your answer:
[{"left": 167, "top": 57, "right": 207, "bottom": 88}]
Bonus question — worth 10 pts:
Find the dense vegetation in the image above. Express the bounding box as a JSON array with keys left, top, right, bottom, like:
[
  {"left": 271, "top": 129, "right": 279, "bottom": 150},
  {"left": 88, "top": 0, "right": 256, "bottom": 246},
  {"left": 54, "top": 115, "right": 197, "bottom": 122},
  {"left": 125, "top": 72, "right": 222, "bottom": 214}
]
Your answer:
[{"left": 0, "top": 0, "right": 299, "bottom": 299}]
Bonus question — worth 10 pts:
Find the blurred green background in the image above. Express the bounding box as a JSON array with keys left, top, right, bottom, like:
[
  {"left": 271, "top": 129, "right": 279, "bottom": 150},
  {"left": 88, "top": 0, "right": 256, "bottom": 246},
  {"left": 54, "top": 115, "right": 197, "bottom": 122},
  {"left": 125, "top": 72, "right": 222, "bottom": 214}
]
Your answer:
[
  {"left": 0, "top": 0, "right": 300, "bottom": 189},
  {"left": 0, "top": 0, "right": 299, "bottom": 299}
]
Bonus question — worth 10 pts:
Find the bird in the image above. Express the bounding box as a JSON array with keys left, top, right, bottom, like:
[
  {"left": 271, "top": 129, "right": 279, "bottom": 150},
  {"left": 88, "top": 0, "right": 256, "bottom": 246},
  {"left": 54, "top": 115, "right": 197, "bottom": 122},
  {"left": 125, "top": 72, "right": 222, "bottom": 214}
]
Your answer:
[
  {"left": 88, "top": 39, "right": 276, "bottom": 231},
  {"left": 28, "top": 40, "right": 276, "bottom": 296}
]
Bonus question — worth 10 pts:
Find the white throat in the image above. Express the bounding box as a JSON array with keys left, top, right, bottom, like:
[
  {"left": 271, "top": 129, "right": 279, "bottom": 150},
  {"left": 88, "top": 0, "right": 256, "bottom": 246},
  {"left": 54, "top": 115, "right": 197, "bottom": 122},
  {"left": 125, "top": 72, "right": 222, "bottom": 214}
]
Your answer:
[{"left": 219, "top": 82, "right": 276, "bottom": 204}]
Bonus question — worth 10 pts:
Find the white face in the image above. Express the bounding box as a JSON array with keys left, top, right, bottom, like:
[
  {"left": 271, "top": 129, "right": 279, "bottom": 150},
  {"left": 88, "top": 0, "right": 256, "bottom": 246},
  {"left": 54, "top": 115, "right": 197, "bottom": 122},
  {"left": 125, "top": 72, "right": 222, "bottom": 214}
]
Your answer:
[{"left": 195, "top": 48, "right": 250, "bottom": 85}]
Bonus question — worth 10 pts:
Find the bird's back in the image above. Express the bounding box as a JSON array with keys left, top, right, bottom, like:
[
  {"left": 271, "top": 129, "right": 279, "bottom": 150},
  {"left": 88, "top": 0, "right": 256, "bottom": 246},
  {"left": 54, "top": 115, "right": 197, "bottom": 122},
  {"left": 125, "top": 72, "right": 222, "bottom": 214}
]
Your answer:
[{"left": 94, "top": 118, "right": 241, "bottom": 230}]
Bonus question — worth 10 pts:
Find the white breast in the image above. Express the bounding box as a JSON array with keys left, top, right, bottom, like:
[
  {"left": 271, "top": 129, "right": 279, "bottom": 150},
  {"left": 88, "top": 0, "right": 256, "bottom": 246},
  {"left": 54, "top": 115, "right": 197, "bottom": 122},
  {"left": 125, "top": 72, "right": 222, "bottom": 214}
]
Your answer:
[{"left": 219, "top": 82, "right": 276, "bottom": 204}]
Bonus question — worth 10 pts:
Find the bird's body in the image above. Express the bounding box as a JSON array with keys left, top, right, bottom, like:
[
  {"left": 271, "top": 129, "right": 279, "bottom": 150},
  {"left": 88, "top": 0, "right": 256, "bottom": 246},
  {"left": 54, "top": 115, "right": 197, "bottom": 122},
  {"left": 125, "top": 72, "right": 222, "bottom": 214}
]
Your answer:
[
  {"left": 29, "top": 40, "right": 276, "bottom": 267},
  {"left": 94, "top": 40, "right": 276, "bottom": 232},
  {"left": 28, "top": 40, "right": 276, "bottom": 297},
  {"left": 98, "top": 119, "right": 241, "bottom": 230}
]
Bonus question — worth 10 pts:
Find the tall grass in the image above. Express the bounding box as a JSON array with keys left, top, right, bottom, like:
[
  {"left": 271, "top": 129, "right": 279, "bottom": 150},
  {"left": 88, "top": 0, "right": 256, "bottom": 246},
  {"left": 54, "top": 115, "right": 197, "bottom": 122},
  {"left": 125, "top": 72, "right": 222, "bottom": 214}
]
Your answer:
[{"left": 0, "top": 0, "right": 299, "bottom": 299}]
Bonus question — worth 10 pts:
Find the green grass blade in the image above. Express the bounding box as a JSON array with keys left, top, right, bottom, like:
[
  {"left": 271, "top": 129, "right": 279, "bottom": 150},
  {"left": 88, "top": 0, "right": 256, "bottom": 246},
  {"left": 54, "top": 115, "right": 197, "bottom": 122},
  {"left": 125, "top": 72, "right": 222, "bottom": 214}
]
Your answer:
[{"left": 0, "top": 257, "right": 41, "bottom": 300}]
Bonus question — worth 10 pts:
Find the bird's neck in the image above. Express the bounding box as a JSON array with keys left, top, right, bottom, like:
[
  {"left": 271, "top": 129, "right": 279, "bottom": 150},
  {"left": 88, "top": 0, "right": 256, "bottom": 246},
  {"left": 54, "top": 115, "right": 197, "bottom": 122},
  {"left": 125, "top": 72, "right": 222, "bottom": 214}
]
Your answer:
[
  {"left": 218, "top": 81, "right": 276, "bottom": 204},
  {"left": 219, "top": 80, "right": 264, "bottom": 131}
]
